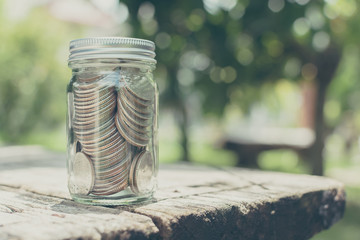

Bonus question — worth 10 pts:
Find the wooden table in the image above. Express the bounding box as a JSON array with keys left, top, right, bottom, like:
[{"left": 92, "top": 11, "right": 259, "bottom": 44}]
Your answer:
[{"left": 0, "top": 146, "right": 345, "bottom": 240}]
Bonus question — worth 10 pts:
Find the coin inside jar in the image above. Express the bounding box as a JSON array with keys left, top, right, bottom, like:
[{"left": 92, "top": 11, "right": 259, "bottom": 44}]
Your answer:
[
  {"left": 71, "top": 152, "right": 95, "bottom": 195},
  {"left": 129, "top": 150, "right": 154, "bottom": 195},
  {"left": 115, "top": 113, "right": 149, "bottom": 147},
  {"left": 115, "top": 83, "right": 154, "bottom": 147},
  {"left": 117, "top": 95, "right": 152, "bottom": 127},
  {"left": 92, "top": 153, "right": 131, "bottom": 196},
  {"left": 125, "top": 77, "right": 155, "bottom": 103}
]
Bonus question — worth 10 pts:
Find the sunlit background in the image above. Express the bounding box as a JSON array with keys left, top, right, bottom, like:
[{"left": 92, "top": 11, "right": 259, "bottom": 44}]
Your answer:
[{"left": 0, "top": 0, "right": 359, "bottom": 238}]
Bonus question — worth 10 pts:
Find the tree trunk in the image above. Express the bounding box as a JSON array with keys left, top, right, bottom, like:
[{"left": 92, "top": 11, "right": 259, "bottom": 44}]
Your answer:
[
  {"left": 179, "top": 99, "right": 190, "bottom": 162},
  {"left": 168, "top": 69, "right": 190, "bottom": 162},
  {"left": 310, "top": 45, "right": 342, "bottom": 175},
  {"left": 310, "top": 81, "right": 326, "bottom": 175}
]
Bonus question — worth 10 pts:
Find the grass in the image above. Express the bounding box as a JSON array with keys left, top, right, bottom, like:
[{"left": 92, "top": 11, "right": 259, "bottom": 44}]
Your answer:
[
  {"left": 257, "top": 149, "right": 310, "bottom": 174},
  {"left": 8, "top": 125, "right": 67, "bottom": 152},
  {"left": 159, "top": 138, "right": 237, "bottom": 166}
]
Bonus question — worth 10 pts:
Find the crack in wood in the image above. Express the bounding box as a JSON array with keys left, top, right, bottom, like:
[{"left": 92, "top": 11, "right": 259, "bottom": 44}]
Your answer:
[
  {"left": 216, "top": 166, "right": 271, "bottom": 190},
  {"left": 137, "top": 184, "right": 256, "bottom": 206},
  {"left": 0, "top": 204, "right": 23, "bottom": 214}
]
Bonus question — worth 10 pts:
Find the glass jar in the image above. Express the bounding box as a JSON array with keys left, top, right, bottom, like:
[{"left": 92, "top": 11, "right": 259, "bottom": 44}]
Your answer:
[{"left": 66, "top": 37, "right": 158, "bottom": 205}]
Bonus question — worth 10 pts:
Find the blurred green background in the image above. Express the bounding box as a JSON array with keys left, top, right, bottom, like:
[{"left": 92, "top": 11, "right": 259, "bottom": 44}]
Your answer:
[{"left": 0, "top": 0, "right": 359, "bottom": 238}]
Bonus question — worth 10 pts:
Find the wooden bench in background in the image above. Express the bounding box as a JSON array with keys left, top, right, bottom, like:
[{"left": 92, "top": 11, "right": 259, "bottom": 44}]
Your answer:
[
  {"left": 221, "top": 127, "right": 315, "bottom": 168},
  {"left": 0, "top": 146, "right": 345, "bottom": 240}
]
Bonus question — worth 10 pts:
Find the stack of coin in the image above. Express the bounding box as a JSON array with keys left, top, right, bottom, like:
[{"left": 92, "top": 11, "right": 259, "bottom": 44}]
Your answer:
[
  {"left": 72, "top": 72, "right": 131, "bottom": 196},
  {"left": 115, "top": 79, "right": 154, "bottom": 147},
  {"left": 90, "top": 140, "right": 131, "bottom": 195}
]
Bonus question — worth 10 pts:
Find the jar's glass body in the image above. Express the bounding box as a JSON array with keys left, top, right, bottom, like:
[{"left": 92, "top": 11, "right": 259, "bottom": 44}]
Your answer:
[{"left": 67, "top": 58, "right": 158, "bottom": 205}]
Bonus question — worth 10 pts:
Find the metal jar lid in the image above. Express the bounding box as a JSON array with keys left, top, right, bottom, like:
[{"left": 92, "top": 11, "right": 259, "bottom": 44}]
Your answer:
[{"left": 68, "top": 37, "right": 156, "bottom": 63}]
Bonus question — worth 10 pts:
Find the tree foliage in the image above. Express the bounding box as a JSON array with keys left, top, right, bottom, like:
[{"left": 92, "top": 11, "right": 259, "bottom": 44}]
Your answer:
[
  {"left": 122, "top": 0, "right": 350, "bottom": 112},
  {"left": 0, "top": 6, "right": 73, "bottom": 143},
  {"left": 122, "top": 0, "right": 359, "bottom": 173}
]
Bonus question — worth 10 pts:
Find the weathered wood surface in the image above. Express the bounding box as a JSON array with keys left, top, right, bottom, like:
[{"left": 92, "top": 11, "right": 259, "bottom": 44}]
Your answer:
[{"left": 0, "top": 146, "right": 345, "bottom": 240}]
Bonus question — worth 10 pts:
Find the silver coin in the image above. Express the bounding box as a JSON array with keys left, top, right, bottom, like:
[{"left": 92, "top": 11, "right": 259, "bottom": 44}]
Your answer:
[
  {"left": 73, "top": 110, "right": 114, "bottom": 127},
  {"left": 118, "top": 95, "right": 152, "bottom": 120},
  {"left": 74, "top": 74, "right": 118, "bottom": 92},
  {"left": 91, "top": 147, "right": 128, "bottom": 171},
  {"left": 74, "top": 117, "right": 115, "bottom": 136},
  {"left": 93, "top": 162, "right": 130, "bottom": 195},
  {"left": 75, "top": 74, "right": 115, "bottom": 90},
  {"left": 95, "top": 159, "right": 129, "bottom": 178},
  {"left": 74, "top": 92, "right": 115, "bottom": 109},
  {"left": 119, "top": 98, "right": 152, "bottom": 123},
  {"left": 93, "top": 179, "right": 127, "bottom": 194},
  {"left": 84, "top": 137, "right": 126, "bottom": 158},
  {"left": 75, "top": 70, "right": 117, "bottom": 89},
  {"left": 119, "top": 88, "right": 153, "bottom": 114},
  {"left": 74, "top": 106, "right": 115, "bottom": 118},
  {"left": 125, "top": 78, "right": 155, "bottom": 102},
  {"left": 93, "top": 152, "right": 127, "bottom": 170},
  {"left": 91, "top": 141, "right": 128, "bottom": 163},
  {"left": 95, "top": 166, "right": 129, "bottom": 187},
  {"left": 115, "top": 114, "right": 149, "bottom": 147},
  {"left": 74, "top": 92, "right": 112, "bottom": 104},
  {"left": 77, "top": 72, "right": 104, "bottom": 82},
  {"left": 95, "top": 159, "right": 130, "bottom": 183},
  {"left": 77, "top": 121, "right": 117, "bottom": 144},
  {"left": 92, "top": 179, "right": 128, "bottom": 196},
  {"left": 74, "top": 99, "right": 116, "bottom": 114},
  {"left": 74, "top": 84, "right": 111, "bottom": 96},
  {"left": 86, "top": 135, "right": 126, "bottom": 157},
  {"left": 119, "top": 109, "right": 151, "bottom": 135},
  {"left": 117, "top": 100, "right": 151, "bottom": 127},
  {"left": 118, "top": 114, "right": 150, "bottom": 140},
  {"left": 71, "top": 152, "right": 95, "bottom": 195},
  {"left": 93, "top": 155, "right": 127, "bottom": 173},
  {"left": 80, "top": 126, "right": 117, "bottom": 145},
  {"left": 74, "top": 100, "right": 116, "bottom": 118},
  {"left": 73, "top": 115, "right": 114, "bottom": 129},
  {"left": 121, "top": 87, "right": 153, "bottom": 107},
  {"left": 82, "top": 131, "right": 123, "bottom": 153},
  {"left": 95, "top": 170, "right": 129, "bottom": 187},
  {"left": 95, "top": 153, "right": 131, "bottom": 178},
  {"left": 74, "top": 88, "right": 114, "bottom": 101},
  {"left": 74, "top": 84, "right": 111, "bottom": 94},
  {"left": 95, "top": 164, "right": 129, "bottom": 181},
  {"left": 116, "top": 123, "right": 149, "bottom": 147},
  {"left": 129, "top": 150, "right": 154, "bottom": 195}
]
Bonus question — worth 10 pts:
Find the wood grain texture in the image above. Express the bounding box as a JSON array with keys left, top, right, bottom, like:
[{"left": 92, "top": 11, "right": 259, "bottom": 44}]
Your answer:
[{"left": 0, "top": 146, "right": 345, "bottom": 240}]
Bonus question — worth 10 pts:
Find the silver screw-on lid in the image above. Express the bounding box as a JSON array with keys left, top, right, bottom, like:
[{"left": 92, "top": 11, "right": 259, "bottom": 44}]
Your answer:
[{"left": 68, "top": 37, "right": 156, "bottom": 63}]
